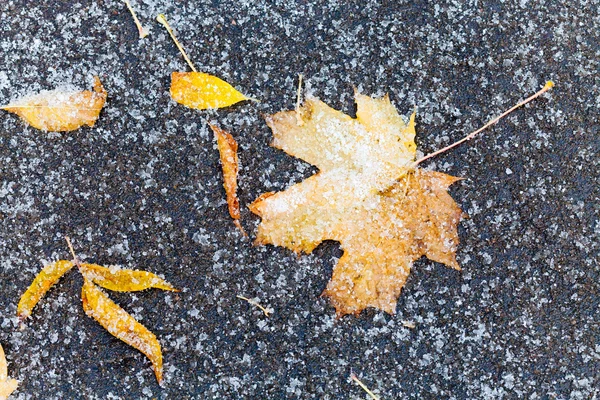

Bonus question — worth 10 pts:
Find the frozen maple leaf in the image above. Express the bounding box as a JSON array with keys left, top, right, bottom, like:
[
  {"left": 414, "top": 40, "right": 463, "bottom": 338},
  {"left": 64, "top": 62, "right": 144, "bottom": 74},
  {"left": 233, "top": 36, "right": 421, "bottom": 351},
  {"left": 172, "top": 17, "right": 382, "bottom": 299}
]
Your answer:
[
  {"left": 250, "top": 92, "right": 463, "bottom": 316},
  {"left": 0, "top": 76, "right": 107, "bottom": 132}
]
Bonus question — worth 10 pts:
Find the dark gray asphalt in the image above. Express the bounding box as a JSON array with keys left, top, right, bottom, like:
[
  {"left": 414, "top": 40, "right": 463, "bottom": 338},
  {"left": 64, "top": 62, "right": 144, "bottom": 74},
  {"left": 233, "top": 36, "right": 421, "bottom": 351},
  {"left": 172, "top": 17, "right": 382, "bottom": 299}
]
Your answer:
[{"left": 0, "top": 0, "right": 599, "bottom": 398}]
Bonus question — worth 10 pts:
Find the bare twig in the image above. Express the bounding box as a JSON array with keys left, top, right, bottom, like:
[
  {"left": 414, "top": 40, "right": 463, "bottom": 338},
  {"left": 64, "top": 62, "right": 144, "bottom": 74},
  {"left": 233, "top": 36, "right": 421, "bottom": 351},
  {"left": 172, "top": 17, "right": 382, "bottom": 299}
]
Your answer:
[
  {"left": 156, "top": 14, "right": 197, "bottom": 72},
  {"left": 350, "top": 372, "right": 381, "bottom": 400},
  {"left": 123, "top": 0, "right": 149, "bottom": 38},
  {"left": 236, "top": 295, "right": 271, "bottom": 317},
  {"left": 413, "top": 81, "right": 554, "bottom": 167}
]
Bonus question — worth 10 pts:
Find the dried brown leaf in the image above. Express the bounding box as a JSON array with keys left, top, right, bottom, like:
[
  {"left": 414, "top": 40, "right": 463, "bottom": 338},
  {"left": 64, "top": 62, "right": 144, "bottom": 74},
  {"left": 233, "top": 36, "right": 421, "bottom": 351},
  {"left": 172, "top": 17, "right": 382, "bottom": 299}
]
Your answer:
[
  {"left": 210, "top": 124, "right": 246, "bottom": 235},
  {"left": 81, "top": 279, "right": 163, "bottom": 383},
  {"left": 17, "top": 260, "right": 74, "bottom": 320},
  {"left": 250, "top": 93, "right": 463, "bottom": 316},
  {"left": 80, "top": 263, "right": 178, "bottom": 292},
  {"left": 1, "top": 76, "right": 107, "bottom": 131}
]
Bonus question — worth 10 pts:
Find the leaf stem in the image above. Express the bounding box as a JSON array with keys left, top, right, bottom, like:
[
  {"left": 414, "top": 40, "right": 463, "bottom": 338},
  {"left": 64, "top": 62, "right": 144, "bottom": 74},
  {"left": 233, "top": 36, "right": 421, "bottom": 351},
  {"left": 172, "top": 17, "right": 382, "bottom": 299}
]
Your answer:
[
  {"left": 156, "top": 14, "right": 197, "bottom": 72},
  {"left": 123, "top": 0, "right": 149, "bottom": 38},
  {"left": 65, "top": 236, "right": 82, "bottom": 269},
  {"left": 413, "top": 80, "right": 554, "bottom": 167},
  {"left": 350, "top": 372, "right": 381, "bottom": 400}
]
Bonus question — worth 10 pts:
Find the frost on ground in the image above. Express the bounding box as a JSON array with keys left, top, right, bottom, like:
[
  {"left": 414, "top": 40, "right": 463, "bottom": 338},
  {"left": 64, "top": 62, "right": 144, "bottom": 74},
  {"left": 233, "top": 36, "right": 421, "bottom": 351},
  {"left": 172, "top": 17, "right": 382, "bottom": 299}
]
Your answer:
[{"left": 0, "top": 0, "right": 599, "bottom": 398}]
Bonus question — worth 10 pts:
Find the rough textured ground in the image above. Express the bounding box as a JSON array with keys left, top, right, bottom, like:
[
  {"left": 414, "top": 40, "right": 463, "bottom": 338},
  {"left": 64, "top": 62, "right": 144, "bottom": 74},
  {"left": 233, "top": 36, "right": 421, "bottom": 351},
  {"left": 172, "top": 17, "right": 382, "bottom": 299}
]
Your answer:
[{"left": 0, "top": 0, "right": 599, "bottom": 398}]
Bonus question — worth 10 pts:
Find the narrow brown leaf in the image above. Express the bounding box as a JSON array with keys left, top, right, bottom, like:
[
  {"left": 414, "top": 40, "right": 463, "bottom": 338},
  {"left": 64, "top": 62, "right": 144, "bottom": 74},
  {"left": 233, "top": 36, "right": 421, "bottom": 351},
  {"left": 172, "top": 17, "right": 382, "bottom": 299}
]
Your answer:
[
  {"left": 81, "top": 279, "right": 163, "bottom": 383},
  {"left": 210, "top": 124, "right": 246, "bottom": 235},
  {"left": 0, "top": 343, "right": 18, "bottom": 400},
  {"left": 17, "top": 260, "right": 74, "bottom": 320},
  {"left": 1, "top": 76, "right": 107, "bottom": 132},
  {"left": 80, "top": 263, "right": 178, "bottom": 292}
]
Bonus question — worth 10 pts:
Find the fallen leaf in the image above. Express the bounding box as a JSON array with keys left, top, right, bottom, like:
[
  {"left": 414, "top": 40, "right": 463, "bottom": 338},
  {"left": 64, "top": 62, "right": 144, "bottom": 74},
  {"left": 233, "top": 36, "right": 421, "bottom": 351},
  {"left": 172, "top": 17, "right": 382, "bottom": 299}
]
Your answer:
[
  {"left": 170, "top": 72, "right": 249, "bottom": 110},
  {"left": 1, "top": 76, "right": 107, "bottom": 132},
  {"left": 80, "top": 263, "right": 178, "bottom": 292},
  {"left": 81, "top": 279, "right": 164, "bottom": 383},
  {"left": 17, "top": 260, "right": 74, "bottom": 320},
  {"left": 250, "top": 92, "right": 462, "bottom": 316},
  {"left": 210, "top": 124, "right": 246, "bottom": 235},
  {"left": 0, "top": 343, "right": 18, "bottom": 400}
]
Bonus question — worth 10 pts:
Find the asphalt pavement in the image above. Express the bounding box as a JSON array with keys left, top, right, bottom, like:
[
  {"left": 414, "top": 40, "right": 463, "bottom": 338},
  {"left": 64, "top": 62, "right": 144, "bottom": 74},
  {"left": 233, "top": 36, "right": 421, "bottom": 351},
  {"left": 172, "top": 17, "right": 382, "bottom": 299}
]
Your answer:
[{"left": 0, "top": 0, "right": 598, "bottom": 398}]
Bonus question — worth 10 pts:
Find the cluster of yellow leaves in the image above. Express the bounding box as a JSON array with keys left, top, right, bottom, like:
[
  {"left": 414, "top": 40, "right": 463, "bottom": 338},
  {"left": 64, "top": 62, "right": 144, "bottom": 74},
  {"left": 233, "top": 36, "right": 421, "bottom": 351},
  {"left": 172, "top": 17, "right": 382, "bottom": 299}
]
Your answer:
[
  {"left": 0, "top": 344, "right": 17, "bottom": 400},
  {"left": 18, "top": 258, "right": 177, "bottom": 383},
  {"left": 250, "top": 93, "right": 463, "bottom": 316}
]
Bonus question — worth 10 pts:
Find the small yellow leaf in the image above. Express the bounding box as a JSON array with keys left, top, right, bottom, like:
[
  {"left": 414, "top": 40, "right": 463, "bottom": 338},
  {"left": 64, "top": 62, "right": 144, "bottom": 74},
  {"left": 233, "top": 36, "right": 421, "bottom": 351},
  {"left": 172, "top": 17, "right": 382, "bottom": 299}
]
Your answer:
[
  {"left": 1, "top": 76, "right": 107, "bottom": 132},
  {"left": 210, "top": 124, "right": 246, "bottom": 235},
  {"left": 81, "top": 279, "right": 163, "bottom": 383},
  {"left": 17, "top": 260, "right": 74, "bottom": 320},
  {"left": 80, "top": 263, "right": 178, "bottom": 292},
  {"left": 170, "top": 72, "right": 249, "bottom": 110},
  {"left": 0, "top": 343, "right": 18, "bottom": 400}
]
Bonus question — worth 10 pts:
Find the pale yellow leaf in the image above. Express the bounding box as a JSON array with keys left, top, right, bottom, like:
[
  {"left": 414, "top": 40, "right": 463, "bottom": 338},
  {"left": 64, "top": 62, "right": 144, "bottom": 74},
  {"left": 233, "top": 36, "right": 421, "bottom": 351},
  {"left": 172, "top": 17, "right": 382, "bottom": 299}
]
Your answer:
[
  {"left": 0, "top": 343, "right": 18, "bottom": 400},
  {"left": 1, "top": 76, "right": 107, "bottom": 132}
]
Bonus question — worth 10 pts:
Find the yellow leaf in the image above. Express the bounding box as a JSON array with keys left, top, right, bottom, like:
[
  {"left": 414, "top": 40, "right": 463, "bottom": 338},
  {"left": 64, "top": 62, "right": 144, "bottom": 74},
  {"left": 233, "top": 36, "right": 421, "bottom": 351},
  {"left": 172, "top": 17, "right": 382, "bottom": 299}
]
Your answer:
[
  {"left": 17, "top": 260, "right": 74, "bottom": 320},
  {"left": 210, "top": 124, "right": 246, "bottom": 235},
  {"left": 80, "top": 263, "right": 178, "bottom": 292},
  {"left": 0, "top": 343, "right": 18, "bottom": 400},
  {"left": 250, "top": 92, "right": 462, "bottom": 316},
  {"left": 1, "top": 76, "right": 107, "bottom": 132},
  {"left": 81, "top": 279, "right": 163, "bottom": 383},
  {"left": 170, "top": 72, "right": 248, "bottom": 110}
]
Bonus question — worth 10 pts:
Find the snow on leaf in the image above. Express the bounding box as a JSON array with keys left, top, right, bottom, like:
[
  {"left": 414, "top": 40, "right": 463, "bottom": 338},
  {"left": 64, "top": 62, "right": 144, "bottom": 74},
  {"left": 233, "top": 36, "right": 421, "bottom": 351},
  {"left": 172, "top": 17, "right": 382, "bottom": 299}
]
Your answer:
[
  {"left": 249, "top": 92, "right": 463, "bottom": 316},
  {"left": 210, "top": 124, "right": 246, "bottom": 235},
  {"left": 170, "top": 72, "right": 249, "bottom": 110},
  {"left": 17, "top": 260, "right": 74, "bottom": 320},
  {"left": 81, "top": 279, "right": 164, "bottom": 383},
  {"left": 80, "top": 263, "right": 178, "bottom": 292},
  {"left": 0, "top": 76, "right": 107, "bottom": 132},
  {"left": 0, "top": 343, "right": 18, "bottom": 400}
]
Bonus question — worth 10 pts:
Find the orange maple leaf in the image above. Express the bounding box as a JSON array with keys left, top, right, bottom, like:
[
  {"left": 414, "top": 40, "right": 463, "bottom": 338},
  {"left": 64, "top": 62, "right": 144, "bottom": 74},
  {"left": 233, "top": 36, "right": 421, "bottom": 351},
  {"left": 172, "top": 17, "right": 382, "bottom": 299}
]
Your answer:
[{"left": 250, "top": 92, "right": 463, "bottom": 316}]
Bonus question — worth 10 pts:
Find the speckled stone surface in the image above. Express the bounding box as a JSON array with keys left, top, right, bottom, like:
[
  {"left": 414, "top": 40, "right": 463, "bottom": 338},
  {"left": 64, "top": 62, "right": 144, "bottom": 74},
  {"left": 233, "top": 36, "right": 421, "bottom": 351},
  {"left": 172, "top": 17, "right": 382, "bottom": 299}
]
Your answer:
[{"left": 0, "top": 0, "right": 598, "bottom": 398}]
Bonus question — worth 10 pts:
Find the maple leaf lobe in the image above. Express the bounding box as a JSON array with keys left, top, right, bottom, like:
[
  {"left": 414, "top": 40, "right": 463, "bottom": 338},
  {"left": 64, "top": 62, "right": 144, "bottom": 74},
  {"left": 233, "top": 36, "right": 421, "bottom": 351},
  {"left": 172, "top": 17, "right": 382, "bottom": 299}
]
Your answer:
[{"left": 251, "top": 91, "right": 463, "bottom": 316}]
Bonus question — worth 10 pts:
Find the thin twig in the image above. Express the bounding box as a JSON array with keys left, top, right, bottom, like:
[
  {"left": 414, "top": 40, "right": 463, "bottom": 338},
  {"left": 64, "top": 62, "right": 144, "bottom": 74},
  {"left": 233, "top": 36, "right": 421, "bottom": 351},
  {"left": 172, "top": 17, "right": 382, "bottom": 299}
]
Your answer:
[
  {"left": 413, "top": 81, "right": 554, "bottom": 167},
  {"left": 156, "top": 14, "right": 197, "bottom": 72},
  {"left": 123, "top": 0, "right": 149, "bottom": 38},
  {"left": 236, "top": 295, "right": 271, "bottom": 317},
  {"left": 350, "top": 372, "right": 381, "bottom": 400}
]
